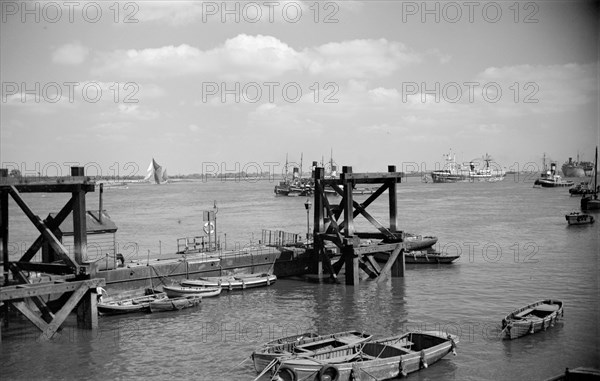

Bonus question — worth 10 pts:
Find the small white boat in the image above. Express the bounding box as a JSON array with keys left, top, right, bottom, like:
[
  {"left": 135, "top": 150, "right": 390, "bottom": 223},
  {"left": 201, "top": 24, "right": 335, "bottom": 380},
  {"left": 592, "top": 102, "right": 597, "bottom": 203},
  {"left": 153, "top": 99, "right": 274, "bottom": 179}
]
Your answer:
[
  {"left": 181, "top": 273, "right": 276, "bottom": 291},
  {"left": 501, "top": 299, "right": 564, "bottom": 339},
  {"left": 97, "top": 293, "right": 167, "bottom": 315},
  {"left": 252, "top": 330, "right": 373, "bottom": 373},
  {"left": 162, "top": 285, "right": 222, "bottom": 298}
]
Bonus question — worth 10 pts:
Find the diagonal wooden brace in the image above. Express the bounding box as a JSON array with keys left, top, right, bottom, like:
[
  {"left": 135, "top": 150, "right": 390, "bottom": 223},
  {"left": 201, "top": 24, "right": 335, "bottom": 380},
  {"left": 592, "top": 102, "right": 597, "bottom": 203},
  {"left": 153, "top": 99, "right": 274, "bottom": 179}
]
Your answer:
[{"left": 8, "top": 186, "right": 79, "bottom": 273}]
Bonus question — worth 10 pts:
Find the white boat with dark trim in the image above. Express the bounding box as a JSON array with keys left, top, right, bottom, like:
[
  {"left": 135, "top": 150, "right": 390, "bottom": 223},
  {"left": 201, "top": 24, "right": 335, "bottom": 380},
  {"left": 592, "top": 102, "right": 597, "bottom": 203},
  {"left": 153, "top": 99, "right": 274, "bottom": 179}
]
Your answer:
[{"left": 181, "top": 273, "right": 276, "bottom": 290}]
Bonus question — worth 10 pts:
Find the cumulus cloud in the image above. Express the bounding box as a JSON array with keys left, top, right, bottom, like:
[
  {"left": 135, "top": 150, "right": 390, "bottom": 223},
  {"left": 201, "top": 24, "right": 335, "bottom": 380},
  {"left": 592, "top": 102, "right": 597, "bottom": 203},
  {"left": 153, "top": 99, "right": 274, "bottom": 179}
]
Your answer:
[
  {"left": 52, "top": 42, "right": 89, "bottom": 65},
  {"left": 91, "top": 34, "right": 421, "bottom": 81}
]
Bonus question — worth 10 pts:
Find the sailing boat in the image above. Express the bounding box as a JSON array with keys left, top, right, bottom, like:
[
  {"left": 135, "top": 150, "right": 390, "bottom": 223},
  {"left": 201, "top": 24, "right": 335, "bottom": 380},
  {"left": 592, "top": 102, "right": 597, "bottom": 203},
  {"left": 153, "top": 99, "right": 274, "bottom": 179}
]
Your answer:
[
  {"left": 145, "top": 158, "right": 168, "bottom": 184},
  {"left": 580, "top": 147, "right": 599, "bottom": 210}
]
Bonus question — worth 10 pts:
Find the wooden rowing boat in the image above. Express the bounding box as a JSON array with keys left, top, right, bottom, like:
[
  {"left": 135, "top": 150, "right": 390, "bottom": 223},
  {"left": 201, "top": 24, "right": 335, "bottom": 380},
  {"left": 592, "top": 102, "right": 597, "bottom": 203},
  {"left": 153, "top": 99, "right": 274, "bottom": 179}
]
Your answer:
[
  {"left": 149, "top": 295, "right": 201, "bottom": 312},
  {"left": 97, "top": 293, "right": 167, "bottom": 315},
  {"left": 374, "top": 250, "right": 460, "bottom": 264},
  {"left": 269, "top": 331, "right": 458, "bottom": 381},
  {"left": 162, "top": 285, "right": 222, "bottom": 298},
  {"left": 252, "top": 330, "right": 373, "bottom": 373},
  {"left": 501, "top": 299, "right": 564, "bottom": 339},
  {"left": 181, "top": 273, "right": 276, "bottom": 291}
]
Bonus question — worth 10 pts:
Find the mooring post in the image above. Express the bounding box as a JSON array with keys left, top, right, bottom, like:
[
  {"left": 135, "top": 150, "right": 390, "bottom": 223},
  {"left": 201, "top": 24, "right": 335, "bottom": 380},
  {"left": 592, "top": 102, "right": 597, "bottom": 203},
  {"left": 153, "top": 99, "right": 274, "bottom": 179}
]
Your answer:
[
  {"left": 388, "top": 165, "right": 398, "bottom": 233},
  {"left": 391, "top": 249, "right": 405, "bottom": 277},
  {"left": 342, "top": 166, "right": 359, "bottom": 285},
  {"left": 1, "top": 169, "right": 9, "bottom": 287},
  {"left": 313, "top": 167, "right": 325, "bottom": 278},
  {"left": 71, "top": 167, "right": 87, "bottom": 266},
  {"left": 77, "top": 288, "right": 98, "bottom": 329}
]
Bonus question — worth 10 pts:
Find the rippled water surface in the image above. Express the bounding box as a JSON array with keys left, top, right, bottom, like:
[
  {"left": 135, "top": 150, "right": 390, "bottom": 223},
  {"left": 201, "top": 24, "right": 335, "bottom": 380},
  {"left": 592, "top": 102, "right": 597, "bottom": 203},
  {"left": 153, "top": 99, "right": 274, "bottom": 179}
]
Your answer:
[{"left": 1, "top": 178, "right": 598, "bottom": 380}]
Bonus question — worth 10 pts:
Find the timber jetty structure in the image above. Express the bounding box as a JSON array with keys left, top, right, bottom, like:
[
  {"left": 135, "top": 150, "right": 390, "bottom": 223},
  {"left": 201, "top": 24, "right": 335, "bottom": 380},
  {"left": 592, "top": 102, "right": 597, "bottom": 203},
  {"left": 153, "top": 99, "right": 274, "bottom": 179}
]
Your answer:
[
  {"left": 0, "top": 167, "right": 104, "bottom": 341},
  {"left": 311, "top": 165, "right": 408, "bottom": 285},
  {"left": 0, "top": 164, "right": 423, "bottom": 338}
]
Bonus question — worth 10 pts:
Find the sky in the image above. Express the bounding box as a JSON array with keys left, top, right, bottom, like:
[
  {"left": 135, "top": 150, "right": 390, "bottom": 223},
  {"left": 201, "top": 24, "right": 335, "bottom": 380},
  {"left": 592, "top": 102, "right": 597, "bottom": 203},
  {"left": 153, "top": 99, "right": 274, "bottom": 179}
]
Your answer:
[{"left": 1, "top": 0, "right": 598, "bottom": 177}]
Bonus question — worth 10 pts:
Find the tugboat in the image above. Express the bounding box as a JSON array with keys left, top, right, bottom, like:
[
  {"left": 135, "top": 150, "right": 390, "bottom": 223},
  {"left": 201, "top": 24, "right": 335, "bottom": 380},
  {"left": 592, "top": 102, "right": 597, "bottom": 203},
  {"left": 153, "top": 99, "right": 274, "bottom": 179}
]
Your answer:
[{"left": 533, "top": 154, "right": 574, "bottom": 188}]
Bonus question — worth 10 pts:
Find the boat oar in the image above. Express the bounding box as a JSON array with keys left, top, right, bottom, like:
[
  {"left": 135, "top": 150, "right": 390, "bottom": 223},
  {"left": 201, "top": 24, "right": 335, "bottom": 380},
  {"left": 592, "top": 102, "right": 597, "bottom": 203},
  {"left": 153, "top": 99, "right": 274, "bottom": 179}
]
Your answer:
[{"left": 235, "top": 355, "right": 252, "bottom": 368}]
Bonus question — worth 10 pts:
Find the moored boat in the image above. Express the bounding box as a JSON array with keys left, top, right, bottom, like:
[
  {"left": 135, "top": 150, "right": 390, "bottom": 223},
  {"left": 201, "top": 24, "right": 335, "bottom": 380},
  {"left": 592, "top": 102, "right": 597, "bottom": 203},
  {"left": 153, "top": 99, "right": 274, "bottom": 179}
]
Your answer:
[
  {"left": 252, "top": 330, "right": 373, "bottom": 373},
  {"left": 181, "top": 273, "right": 276, "bottom": 291},
  {"left": 269, "top": 331, "right": 459, "bottom": 381},
  {"left": 97, "top": 292, "right": 168, "bottom": 315},
  {"left": 501, "top": 299, "right": 564, "bottom": 340},
  {"left": 162, "top": 285, "right": 222, "bottom": 298},
  {"left": 149, "top": 295, "right": 201, "bottom": 312},
  {"left": 376, "top": 250, "right": 460, "bottom": 264},
  {"left": 581, "top": 147, "right": 600, "bottom": 210},
  {"left": 565, "top": 212, "right": 595, "bottom": 225}
]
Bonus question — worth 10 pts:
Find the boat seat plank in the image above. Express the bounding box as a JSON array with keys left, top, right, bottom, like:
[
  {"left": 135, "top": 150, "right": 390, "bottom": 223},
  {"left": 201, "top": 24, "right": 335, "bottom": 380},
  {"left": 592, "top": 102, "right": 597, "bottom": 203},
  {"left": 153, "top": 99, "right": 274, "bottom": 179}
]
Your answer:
[
  {"left": 534, "top": 304, "right": 560, "bottom": 312},
  {"left": 514, "top": 308, "right": 534, "bottom": 318}
]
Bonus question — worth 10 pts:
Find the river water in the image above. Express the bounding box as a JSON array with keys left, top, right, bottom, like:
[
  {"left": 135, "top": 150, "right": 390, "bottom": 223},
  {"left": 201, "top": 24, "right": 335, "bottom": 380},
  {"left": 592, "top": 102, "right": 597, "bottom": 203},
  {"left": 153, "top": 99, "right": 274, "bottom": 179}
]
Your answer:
[{"left": 1, "top": 176, "right": 598, "bottom": 380}]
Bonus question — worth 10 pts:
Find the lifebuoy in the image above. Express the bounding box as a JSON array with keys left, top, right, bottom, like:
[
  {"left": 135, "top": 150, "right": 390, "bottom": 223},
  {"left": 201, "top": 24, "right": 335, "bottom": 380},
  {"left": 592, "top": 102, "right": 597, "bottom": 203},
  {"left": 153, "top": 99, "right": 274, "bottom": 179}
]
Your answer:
[
  {"left": 275, "top": 366, "right": 297, "bottom": 381},
  {"left": 203, "top": 222, "right": 215, "bottom": 234},
  {"left": 319, "top": 365, "right": 339, "bottom": 381}
]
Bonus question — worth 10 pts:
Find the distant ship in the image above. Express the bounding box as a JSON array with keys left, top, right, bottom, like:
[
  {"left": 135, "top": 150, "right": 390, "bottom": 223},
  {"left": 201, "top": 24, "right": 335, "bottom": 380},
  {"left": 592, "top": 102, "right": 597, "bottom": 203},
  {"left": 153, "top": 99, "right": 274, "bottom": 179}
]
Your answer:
[
  {"left": 145, "top": 158, "right": 168, "bottom": 184},
  {"left": 562, "top": 154, "right": 594, "bottom": 178},
  {"left": 431, "top": 152, "right": 505, "bottom": 183}
]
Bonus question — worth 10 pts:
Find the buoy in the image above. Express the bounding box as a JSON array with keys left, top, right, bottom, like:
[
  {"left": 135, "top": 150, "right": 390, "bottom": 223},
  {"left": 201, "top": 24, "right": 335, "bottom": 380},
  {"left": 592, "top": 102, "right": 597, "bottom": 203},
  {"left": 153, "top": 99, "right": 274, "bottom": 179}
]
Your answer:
[
  {"left": 420, "top": 350, "right": 428, "bottom": 368},
  {"left": 203, "top": 222, "right": 215, "bottom": 234}
]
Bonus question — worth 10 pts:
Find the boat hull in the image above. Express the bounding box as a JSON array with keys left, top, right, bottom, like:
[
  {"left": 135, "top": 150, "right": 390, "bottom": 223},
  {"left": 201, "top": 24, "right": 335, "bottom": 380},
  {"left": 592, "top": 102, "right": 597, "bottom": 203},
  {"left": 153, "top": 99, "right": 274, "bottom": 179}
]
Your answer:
[
  {"left": 501, "top": 299, "right": 564, "bottom": 339},
  {"left": 566, "top": 213, "right": 595, "bottom": 225},
  {"left": 149, "top": 295, "right": 201, "bottom": 312},
  {"left": 181, "top": 274, "right": 276, "bottom": 290},
  {"left": 536, "top": 179, "right": 574, "bottom": 187},
  {"left": 97, "top": 293, "right": 167, "bottom": 315},
  {"left": 581, "top": 196, "right": 600, "bottom": 210},
  {"left": 376, "top": 251, "right": 460, "bottom": 264},
  {"left": 252, "top": 330, "right": 373, "bottom": 373},
  {"left": 162, "top": 285, "right": 221, "bottom": 298},
  {"left": 272, "top": 331, "right": 458, "bottom": 381}
]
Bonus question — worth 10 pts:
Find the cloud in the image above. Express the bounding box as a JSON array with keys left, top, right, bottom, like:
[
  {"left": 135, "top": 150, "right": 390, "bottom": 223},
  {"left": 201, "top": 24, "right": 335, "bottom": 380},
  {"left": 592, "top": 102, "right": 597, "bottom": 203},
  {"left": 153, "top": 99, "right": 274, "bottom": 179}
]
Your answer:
[
  {"left": 52, "top": 42, "right": 89, "bottom": 65},
  {"left": 305, "top": 39, "right": 420, "bottom": 78},
  {"left": 91, "top": 35, "right": 420, "bottom": 81}
]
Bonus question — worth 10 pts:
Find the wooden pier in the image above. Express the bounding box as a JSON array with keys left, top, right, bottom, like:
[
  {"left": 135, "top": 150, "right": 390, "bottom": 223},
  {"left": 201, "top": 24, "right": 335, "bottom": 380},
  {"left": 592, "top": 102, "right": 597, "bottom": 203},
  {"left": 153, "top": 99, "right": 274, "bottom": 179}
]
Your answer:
[
  {"left": 312, "top": 166, "right": 407, "bottom": 285},
  {"left": 0, "top": 167, "right": 105, "bottom": 341}
]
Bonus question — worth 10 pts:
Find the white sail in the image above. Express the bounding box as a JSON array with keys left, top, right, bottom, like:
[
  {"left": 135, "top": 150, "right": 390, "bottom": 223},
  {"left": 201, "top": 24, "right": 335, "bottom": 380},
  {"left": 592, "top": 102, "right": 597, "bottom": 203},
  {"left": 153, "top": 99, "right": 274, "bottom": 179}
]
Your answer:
[{"left": 146, "top": 158, "right": 168, "bottom": 184}]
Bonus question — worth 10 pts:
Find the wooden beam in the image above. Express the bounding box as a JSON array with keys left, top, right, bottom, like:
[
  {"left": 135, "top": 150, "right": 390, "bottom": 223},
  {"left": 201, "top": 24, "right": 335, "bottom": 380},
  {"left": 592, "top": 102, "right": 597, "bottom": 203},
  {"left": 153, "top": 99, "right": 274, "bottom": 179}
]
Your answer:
[
  {"left": 77, "top": 289, "right": 98, "bottom": 329},
  {"left": 9, "top": 263, "right": 55, "bottom": 322},
  {"left": 0, "top": 278, "right": 104, "bottom": 301},
  {"left": 12, "top": 262, "right": 72, "bottom": 274},
  {"left": 40, "top": 282, "right": 90, "bottom": 341},
  {"left": 342, "top": 167, "right": 355, "bottom": 237},
  {"left": 322, "top": 172, "right": 402, "bottom": 184},
  {"left": 344, "top": 245, "right": 359, "bottom": 285},
  {"left": 19, "top": 198, "right": 74, "bottom": 262},
  {"left": 9, "top": 301, "right": 50, "bottom": 332},
  {"left": 337, "top": 183, "right": 389, "bottom": 232},
  {"left": 1, "top": 190, "right": 8, "bottom": 287},
  {"left": 350, "top": 200, "right": 394, "bottom": 238},
  {"left": 358, "top": 257, "right": 379, "bottom": 279},
  {"left": 388, "top": 165, "right": 398, "bottom": 232},
  {"left": 364, "top": 254, "right": 382, "bottom": 275},
  {"left": 376, "top": 245, "right": 403, "bottom": 283},
  {"left": 7, "top": 186, "right": 79, "bottom": 272},
  {"left": 0, "top": 182, "right": 95, "bottom": 193}
]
